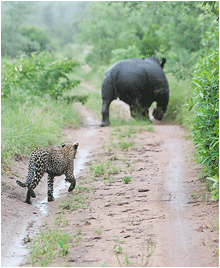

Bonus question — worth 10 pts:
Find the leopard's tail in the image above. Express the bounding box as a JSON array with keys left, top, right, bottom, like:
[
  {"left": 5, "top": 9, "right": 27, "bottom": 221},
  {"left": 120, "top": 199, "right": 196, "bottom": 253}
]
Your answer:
[
  {"left": 16, "top": 180, "right": 28, "bottom": 188},
  {"left": 16, "top": 152, "right": 36, "bottom": 188}
]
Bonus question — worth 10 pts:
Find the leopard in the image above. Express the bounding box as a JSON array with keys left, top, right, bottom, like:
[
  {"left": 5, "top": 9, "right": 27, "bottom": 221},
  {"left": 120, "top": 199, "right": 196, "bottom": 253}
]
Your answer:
[{"left": 16, "top": 143, "right": 78, "bottom": 204}]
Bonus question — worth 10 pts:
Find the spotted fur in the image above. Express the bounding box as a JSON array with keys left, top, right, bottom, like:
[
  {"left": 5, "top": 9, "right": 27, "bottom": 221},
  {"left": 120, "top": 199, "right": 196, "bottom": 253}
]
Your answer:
[{"left": 16, "top": 143, "right": 78, "bottom": 204}]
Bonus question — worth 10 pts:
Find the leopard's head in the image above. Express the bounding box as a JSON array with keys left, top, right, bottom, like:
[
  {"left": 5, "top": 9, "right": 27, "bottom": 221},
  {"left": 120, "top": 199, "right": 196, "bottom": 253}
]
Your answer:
[{"left": 61, "top": 143, "right": 79, "bottom": 158}]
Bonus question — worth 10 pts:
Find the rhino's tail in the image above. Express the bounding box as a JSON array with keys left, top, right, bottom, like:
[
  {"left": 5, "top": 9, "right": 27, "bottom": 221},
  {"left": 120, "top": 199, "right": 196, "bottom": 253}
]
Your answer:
[
  {"left": 16, "top": 180, "right": 27, "bottom": 188},
  {"left": 161, "top": 58, "right": 166, "bottom": 69}
]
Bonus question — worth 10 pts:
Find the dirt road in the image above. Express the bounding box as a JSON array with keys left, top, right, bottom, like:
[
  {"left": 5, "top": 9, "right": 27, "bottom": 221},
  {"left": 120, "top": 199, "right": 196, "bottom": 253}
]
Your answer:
[{"left": 1, "top": 84, "right": 219, "bottom": 266}]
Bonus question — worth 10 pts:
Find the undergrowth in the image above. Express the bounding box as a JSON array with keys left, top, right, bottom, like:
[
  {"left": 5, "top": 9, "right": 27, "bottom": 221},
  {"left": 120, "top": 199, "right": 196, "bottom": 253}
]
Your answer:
[
  {"left": 1, "top": 94, "right": 81, "bottom": 172},
  {"left": 28, "top": 224, "right": 71, "bottom": 266},
  {"left": 1, "top": 53, "right": 84, "bottom": 172},
  {"left": 28, "top": 223, "right": 82, "bottom": 266}
]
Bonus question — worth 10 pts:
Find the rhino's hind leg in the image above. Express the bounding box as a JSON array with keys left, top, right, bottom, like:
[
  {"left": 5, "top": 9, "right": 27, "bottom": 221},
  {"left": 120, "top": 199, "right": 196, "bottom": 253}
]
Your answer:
[{"left": 101, "top": 99, "right": 111, "bottom": 127}]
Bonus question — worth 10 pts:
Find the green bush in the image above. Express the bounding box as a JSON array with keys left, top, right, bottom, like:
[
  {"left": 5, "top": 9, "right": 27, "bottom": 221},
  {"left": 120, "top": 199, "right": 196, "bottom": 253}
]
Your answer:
[
  {"left": 20, "top": 26, "right": 50, "bottom": 55},
  {"left": 1, "top": 54, "right": 86, "bottom": 171},
  {"left": 1, "top": 53, "right": 81, "bottom": 100},
  {"left": 189, "top": 49, "right": 219, "bottom": 180},
  {"left": 110, "top": 45, "right": 141, "bottom": 64}
]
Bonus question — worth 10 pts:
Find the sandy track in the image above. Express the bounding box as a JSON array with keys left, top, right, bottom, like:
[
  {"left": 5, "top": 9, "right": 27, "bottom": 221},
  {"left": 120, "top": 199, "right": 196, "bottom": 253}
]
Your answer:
[{"left": 1, "top": 85, "right": 219, "bottom": 267}]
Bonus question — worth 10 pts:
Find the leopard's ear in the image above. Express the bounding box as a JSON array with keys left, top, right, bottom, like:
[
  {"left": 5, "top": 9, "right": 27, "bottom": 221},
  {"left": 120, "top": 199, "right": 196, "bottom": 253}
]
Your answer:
[
  {"left": 61, "top": 143, "right": 66, "bottom": 148},
  {"left": 74, "top": 143, "right": 79, "bottom": 150}
]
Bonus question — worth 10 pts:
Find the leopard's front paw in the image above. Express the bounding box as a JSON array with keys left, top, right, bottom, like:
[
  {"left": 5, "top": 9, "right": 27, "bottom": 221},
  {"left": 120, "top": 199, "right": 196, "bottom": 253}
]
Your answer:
[{"left": 68, "top": 182, "right": 76, "bottom": 192}]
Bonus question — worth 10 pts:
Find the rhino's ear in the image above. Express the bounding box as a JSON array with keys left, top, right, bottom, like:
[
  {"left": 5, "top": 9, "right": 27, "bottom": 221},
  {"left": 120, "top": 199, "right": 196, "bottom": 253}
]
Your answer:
[
  {"left": 61, "top": 143, "right": 66, "bottom": 148},
  {"left": 74, "top": 143, "right": 79, "bottom": 150}
]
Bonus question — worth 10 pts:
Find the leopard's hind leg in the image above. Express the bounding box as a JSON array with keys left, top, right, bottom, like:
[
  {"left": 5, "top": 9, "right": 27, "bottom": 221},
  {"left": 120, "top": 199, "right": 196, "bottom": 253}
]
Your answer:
[
  {"left": 26, "top": 172, "right": 44, "bottom": 204},
  {"left": 47, "top": 175, "right": 55, "bottom": 202},
  {"left": 17, "top": 154, "right": 37, "bottom": 199}
]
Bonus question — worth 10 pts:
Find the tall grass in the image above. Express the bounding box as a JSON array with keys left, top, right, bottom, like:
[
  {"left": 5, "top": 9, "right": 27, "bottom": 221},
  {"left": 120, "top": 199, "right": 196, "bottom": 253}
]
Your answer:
[
  {"left": 162, "top": 74, "right": 192, "bottom": 125},
  {"left": 1, "top": 94, "right": 81, "bottom": 171}
]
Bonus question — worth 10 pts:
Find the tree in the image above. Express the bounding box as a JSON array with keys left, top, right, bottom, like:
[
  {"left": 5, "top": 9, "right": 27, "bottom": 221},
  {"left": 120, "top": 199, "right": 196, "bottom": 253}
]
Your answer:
[
  {"left": 77, "top": 1, "right": 210, "bottom": 79},
  {"left": 1, "top": 2, "right": 35, "bottom": 57},
  {"left": 20, "top": 26, "right": 50, "bottom": 54}
]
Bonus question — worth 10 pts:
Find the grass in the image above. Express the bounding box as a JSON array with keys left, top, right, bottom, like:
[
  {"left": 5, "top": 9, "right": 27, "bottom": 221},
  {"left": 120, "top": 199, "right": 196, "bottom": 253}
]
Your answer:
[
  {"left": 119, "top": 140, "right": 134, "bottom": 150},
  {"left": 1, "top": 95, "right": 81, "bottom": 172},
  {"left": 96, "top": 226, "right": 103, "bottom": 235},
  {"left": 28, "top": 223, "right": 82, "bottom": 266},
  {"left": 122, "top": 176, "right": 131, "bottom": 184},
  {"left": 90, "top": 162, "right": 106, "bottom": 177},
  {"left": 163, "top": 73, "right": 192, "bottom": 125},
  {"left": 60, "top": 194, "right": 89, "bottom": 212},
  {"left": 28, "top": 224, "right": 71, "bottom": 266}
]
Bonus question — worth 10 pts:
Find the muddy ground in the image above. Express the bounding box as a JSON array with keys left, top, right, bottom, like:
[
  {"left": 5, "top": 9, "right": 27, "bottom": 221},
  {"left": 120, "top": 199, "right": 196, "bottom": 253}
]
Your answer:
[{"left": 1, "top": 83, "right": 219, "bottom": 267}]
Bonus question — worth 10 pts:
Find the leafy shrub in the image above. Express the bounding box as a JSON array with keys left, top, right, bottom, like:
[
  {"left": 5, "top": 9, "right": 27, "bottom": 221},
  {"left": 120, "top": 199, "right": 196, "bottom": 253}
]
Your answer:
[
  {"left": 1, "top": 54, "right": 85, "bottom": 171},
  {"left": 1, "top": 53, "right": 82, "bottom": 100},
  {"left": 20, "top": 26, "right": 50, "bottom": 49},
  {"left": 189, "top": 48, "right": 219, "bottom": 180},
  {"left": 110, "top": 45, "right": 141, "bottom": 64}
]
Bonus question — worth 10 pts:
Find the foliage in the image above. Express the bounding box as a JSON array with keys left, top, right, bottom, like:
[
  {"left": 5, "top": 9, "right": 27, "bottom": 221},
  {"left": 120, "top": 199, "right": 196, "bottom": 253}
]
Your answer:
[
  {"left": 110, "top": 45, "right": 141, "bottom": 64},
  {"left": 1, "top": 19, "right": 38, "bottom": 58},
  {"left": 119, "top": 140, "right": 133, "bottom": 150},
  {"left": 207, "top": 176, "right": 219, "bottom": 201},
  {"left": 60, "top": 195, "right": 88, "bottom": 212},
  {"left": 62, "top": 94, "right": 89, "bottom": 105},
  {"left": 20, "top": 26, "right": 50, "bottom": 55},
  {"left": 1, "top": 95, "right": 81, "bottom": 172},
  {"left": 57, "top": 240, "right": 69, "bottom": 256},
  {"left": 1, "top": 2, "right": 50, "bottom": 57},
  {"left": 1, "top": 53, "right": 81, "bottom": 100},
  {"left": 163, "top": 74, "right": 192, "bottom": 123},
  {"left": 28, "top": 224, "right": 71, "bottom": 266},
  {"left": 78, "top": 1, "right": 216, "bottom": 79},
  {"left": 1, "top": 1, "right": 89, "bottom": 57},
  {"left": 189, "top": 49, "right": 219, "bottom": 179},
  {"left": 122, "top": 176, "right": 131, "bottom": 184},
  {"left": 79, "top": 2, "right": 133, "bottom": 66},
  {"left": 1, "top": 54, "right": 85, "bottom": 172},
  {"left": 90, "top": 163, "right": 105, "bottom": 177}
]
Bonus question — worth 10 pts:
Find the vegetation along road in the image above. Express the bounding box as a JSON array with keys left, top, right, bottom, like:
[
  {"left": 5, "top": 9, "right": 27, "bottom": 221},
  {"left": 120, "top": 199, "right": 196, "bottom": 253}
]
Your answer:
[
  {"left": 2, "top": 81, "right": 219, "bottom": 266},
  {"left": 1, "top": 1, "right": 218, "bottom": 267}
]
